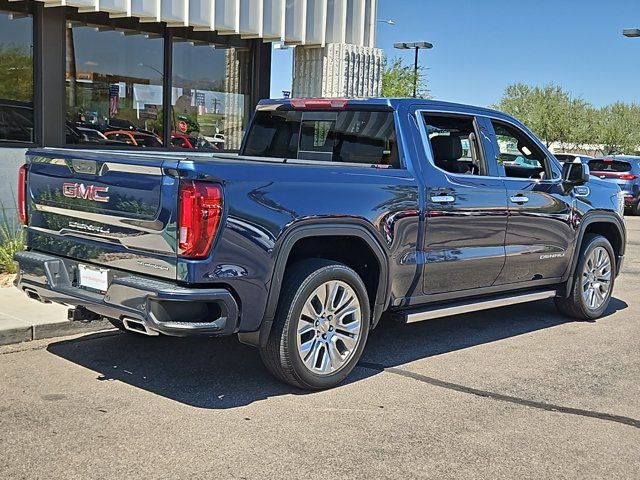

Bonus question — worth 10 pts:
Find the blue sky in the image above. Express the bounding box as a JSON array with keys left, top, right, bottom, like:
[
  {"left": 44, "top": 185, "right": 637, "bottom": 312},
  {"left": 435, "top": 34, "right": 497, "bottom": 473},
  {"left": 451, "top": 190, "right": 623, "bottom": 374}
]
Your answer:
[{"left": 271, "top": 0, "right": 640, "bottom": 108}]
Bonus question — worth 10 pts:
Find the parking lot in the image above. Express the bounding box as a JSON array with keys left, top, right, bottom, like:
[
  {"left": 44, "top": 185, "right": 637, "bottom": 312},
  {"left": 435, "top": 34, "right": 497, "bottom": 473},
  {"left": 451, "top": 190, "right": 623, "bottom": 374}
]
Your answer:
[{"left": 1, "top": 217, "right": 638, "bottom": 479}]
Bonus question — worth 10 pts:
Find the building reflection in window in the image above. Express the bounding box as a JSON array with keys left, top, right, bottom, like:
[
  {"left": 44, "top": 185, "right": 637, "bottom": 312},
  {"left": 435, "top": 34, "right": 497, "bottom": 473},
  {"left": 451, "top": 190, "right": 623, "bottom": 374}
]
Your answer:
[
  {"left": 171, "top": 38, "right": 250, "bottom": 151},
  {"left": 65, "top": 25, "right": 164, "bottom": 147},
  {"left": 0, "top": 9, "right": 33, "bottom": 144}
]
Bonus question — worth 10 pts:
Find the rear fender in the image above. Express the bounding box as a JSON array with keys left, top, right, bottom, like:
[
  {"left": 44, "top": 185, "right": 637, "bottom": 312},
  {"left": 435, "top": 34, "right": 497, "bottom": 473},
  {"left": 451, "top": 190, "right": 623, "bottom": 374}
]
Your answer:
[{"left": 238, "top": 221, "right": 390, "bottom": 347}]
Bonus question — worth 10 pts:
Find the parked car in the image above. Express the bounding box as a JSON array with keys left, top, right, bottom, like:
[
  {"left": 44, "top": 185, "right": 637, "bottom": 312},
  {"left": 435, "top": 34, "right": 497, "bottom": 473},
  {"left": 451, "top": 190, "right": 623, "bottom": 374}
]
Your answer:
[
  {"left": 588, "top": 156, "right": 640, "bottom": 215},
  {"left": 15, "top": 98, "right": 626, "bottom": 390},
  {"left": 0, "top": 100, "right": 34, "bottom": 143},
  {"left": 554, "top": 153, "right": 595, "bottom": 164},
  {"left": 77, "top": 127, "right": 108, "bottom": 142},
  {"left": 502, "top": 154, "right": 541, "bottom": 169},
  {"left": 170, "top": 132, "right": 218, "bottom": 150},
  {"left": 104, "top": 130, "right": 162, "bottom": 147}
]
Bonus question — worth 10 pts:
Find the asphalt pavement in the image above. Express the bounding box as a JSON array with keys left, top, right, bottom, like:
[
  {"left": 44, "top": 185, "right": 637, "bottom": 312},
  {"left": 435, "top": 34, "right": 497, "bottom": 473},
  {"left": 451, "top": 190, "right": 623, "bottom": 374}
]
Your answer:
[{"left": 1, "top": 217, "right": 639, "bottom": 479}]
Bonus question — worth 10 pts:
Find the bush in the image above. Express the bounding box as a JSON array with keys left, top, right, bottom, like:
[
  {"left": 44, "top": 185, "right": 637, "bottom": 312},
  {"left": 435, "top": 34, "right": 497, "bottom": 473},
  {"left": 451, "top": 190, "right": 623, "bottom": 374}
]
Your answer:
[{"left": 0, "top": 207, "right": 24, "bottom": 275}]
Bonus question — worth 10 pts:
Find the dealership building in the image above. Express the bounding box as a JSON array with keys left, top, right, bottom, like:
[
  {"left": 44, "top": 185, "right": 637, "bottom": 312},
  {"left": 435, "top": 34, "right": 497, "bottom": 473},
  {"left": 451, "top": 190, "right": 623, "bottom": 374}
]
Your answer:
[{"left": 0, "top": 0, "right": 381, "bottom": 219}]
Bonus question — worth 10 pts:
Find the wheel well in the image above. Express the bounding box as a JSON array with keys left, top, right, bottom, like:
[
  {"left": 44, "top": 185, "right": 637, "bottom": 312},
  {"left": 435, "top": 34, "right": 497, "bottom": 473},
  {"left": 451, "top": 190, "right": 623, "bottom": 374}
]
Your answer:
[
  {"left": 284, "top": 236, "right": 382, "bottom": 312},
  {"left": 583, "top": 222, "right": 623, "bottom": 258}
]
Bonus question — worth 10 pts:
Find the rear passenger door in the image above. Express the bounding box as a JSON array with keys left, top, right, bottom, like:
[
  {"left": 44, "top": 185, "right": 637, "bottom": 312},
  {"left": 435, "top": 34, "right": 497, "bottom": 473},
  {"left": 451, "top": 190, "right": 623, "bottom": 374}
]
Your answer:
[
  {"left": 418, "top": 112, "right": 509, "bottom": 295},
  {"left": 487, "top": 119, "right": 576, "bottom": 284}
]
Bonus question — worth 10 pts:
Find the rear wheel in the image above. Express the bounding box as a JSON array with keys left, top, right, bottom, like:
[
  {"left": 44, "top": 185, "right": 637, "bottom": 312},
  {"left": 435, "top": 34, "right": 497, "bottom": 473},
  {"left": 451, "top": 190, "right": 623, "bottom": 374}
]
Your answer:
[
  {"left": 555, "top": 234, "right": 615, "bottom": 320},
  {"left": 260, "top": 259, "right": 370, "bottom": 390}
]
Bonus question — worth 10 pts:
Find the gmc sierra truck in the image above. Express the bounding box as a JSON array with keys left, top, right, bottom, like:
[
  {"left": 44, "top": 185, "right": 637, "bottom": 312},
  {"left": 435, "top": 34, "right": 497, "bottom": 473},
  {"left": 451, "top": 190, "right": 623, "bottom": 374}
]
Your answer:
[{"left": 14, "top": 98, "right": 626, "bottom": 390}]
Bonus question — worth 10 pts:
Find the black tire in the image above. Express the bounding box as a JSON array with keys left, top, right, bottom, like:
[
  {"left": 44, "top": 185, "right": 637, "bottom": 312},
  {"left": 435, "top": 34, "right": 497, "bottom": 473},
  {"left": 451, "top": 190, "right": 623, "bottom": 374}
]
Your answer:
[
  {"left": 631, "top": 201, "right": 640, "bottom": 216},
  {"left": 259, "top": 259, "right": 371, "bottom": 390},
  {"left": 555, "top": 234, "right": 616, "bottom": 321}
]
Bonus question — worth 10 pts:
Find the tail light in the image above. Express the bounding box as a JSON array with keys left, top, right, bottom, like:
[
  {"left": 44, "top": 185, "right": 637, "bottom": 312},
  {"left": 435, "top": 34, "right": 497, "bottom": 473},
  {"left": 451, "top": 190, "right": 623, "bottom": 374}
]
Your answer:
[
  {"left": 178, "top": 181, "right": 223, "bottom": 259},
  {"left": 618, "top": 174, "right": 637, "bottom": 180},
  {"left": 18, "top": 164, "right": 27, "bottom": 225}
]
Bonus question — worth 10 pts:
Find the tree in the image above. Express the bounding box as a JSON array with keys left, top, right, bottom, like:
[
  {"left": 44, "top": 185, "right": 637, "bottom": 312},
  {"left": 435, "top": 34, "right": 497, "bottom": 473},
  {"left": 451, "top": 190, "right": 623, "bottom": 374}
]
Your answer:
[
  {"left": 596, "top": 103, "right": 640, "bottom": 155},
  {"left": 494, "top": 83, "right": 640, "bottom": 155},
  {"left": 0, "top": 46, "right": 32, "bottom": 103},
  {"left": 494, "top": 83, "right": 582, "bottom": 148},
  {"left": 381, "top": 57, "right": 430, "bottom": 99}
]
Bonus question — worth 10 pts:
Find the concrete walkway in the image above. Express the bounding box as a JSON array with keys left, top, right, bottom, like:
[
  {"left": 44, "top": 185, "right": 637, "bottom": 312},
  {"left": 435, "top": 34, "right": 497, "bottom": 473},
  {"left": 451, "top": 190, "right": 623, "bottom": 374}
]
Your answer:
[{"left": 0, "top": 286, "right": 111, "bottom": 346}]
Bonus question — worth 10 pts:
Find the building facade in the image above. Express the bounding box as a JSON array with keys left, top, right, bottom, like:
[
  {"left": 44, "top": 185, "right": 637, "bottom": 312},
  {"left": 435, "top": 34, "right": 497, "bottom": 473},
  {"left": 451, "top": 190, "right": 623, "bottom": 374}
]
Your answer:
[{"left": 0, "top": 0, "right": 380, "bottom": 221}]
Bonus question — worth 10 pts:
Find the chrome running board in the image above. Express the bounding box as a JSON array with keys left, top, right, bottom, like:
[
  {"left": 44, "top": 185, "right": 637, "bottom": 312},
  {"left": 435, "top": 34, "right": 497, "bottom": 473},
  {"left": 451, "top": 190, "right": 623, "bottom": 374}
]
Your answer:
[{"left": 398, "top": 290, "right": 557, "bottom": 324}]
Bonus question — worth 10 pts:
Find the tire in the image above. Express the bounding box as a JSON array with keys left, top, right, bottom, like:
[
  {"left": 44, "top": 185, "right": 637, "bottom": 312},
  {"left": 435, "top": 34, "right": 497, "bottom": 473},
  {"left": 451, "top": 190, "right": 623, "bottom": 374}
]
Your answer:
[
  {"left": 555, "top": 234, "right": 616, "bottom": 321},
  {"left": 259, "top": 259, "right": 371, "bottom": 390},
  {"left": 631, "top": 201, "right": 640, "bottom": 216}
]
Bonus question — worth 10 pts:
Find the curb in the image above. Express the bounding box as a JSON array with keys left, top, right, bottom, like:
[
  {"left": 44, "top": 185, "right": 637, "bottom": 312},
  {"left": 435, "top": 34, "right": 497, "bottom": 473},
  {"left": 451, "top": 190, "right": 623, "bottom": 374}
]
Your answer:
[{"left": 0, "top": 319, "right": 113, "bottom": 347}]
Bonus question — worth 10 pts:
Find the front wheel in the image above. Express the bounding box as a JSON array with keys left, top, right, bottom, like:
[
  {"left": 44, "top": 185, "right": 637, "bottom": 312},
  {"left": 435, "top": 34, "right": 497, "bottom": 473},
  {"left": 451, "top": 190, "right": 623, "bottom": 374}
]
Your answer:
[
  {"left": 260, "top": 259, "right": 371, "bottom": 390},
  {"left": 555, "top": 234, "right": 615, "bottom": 320}
]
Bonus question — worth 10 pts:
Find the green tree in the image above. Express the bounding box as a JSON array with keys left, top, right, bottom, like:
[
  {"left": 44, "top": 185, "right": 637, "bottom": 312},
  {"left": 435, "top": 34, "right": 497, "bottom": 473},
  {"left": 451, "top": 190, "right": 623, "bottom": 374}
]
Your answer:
[
  {"left": 596, "top": 103, "right": 640, "bottom": 155},
  {"left": 381, "top": 57, "right": 430, "bottom": 99},
  {"left": 495, "top": 83, "right": 583, "bottom": 148},
  {"left": 0, "top": 46, "right": 33, "bottom": 102}
]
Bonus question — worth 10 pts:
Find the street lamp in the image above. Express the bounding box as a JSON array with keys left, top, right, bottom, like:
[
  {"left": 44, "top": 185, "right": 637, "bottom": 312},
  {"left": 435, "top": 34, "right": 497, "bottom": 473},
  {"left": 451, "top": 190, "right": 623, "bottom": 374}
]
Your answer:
[
  {"left": 393, "top": 41, "right": 433, "bottom": 98},
  {"left": 378, "top": 19, "right": 395, "bottom": 25},
  {"left": 623, "top": 28, "right": 640, "bottom": 37}
]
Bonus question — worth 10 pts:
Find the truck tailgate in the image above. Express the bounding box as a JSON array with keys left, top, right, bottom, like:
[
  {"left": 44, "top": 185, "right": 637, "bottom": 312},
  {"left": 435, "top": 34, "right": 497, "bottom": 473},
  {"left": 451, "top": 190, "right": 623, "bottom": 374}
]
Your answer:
[{"left": 25, "top": 149, "right": 179, "bottom": 280}]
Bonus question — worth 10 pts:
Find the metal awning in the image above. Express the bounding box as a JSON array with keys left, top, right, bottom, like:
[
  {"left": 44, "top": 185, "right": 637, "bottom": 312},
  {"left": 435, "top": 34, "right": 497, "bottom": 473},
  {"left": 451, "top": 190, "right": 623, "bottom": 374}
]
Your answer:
[{"left": 33, "top": 0, "right": 378, "bottom": 47}]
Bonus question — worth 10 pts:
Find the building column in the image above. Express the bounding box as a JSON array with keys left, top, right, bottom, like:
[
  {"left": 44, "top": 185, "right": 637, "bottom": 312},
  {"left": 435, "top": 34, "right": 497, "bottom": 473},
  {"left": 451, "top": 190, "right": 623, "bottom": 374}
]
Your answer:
[
  {"left": 34, "top": 3, "right": 66, "bottom": 147},
  {"left": 292, "top": 43, "right": 383, "bottom": 98}
]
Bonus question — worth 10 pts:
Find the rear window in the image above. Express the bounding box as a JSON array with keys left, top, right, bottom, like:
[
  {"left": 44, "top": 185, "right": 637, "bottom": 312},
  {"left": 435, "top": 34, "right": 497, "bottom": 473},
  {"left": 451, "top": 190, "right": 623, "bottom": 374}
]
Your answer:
[
  {"left": 588, "top": 160, "right": 632, "bottom": 172},
  {"left": 242, "top": 109, "right": 400, "bottom": 168}
]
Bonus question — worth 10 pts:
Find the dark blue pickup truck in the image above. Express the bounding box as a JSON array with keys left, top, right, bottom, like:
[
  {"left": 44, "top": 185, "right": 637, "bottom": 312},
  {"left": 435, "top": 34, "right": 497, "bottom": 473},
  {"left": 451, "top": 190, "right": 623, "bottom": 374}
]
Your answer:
[{"left": 15, "top": 98, "right": 626, "bottom": 389}]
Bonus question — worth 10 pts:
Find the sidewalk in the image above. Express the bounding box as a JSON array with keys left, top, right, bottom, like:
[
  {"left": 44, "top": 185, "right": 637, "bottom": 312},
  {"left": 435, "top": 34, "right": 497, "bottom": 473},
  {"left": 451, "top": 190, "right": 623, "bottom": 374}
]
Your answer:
[{"left": 0, "top": 285, "right": 111, "bottom": 346}]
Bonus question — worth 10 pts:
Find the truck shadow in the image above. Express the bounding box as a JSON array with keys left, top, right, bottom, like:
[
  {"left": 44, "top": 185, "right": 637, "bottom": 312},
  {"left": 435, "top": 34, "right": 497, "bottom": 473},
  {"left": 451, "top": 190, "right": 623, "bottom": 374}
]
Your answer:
[{"left": 46, "top": 297, "right": 627, "bottom": 409}]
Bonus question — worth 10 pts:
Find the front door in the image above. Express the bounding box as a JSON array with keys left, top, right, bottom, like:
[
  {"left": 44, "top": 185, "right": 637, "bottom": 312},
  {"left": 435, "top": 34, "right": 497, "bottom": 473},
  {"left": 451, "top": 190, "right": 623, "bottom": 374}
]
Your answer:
[
  {"left": 488, "top": 119, "right": 576, "bottom": 284},
  {"left": 418, "top": 112, "right": 509, "bottom": 295}
]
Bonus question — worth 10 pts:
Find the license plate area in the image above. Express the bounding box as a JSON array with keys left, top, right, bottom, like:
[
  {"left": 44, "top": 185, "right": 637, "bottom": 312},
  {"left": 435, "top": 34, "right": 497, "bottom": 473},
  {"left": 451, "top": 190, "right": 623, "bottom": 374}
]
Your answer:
[{"left": 78, "top": 264, "right": 109, "bottom": 293}]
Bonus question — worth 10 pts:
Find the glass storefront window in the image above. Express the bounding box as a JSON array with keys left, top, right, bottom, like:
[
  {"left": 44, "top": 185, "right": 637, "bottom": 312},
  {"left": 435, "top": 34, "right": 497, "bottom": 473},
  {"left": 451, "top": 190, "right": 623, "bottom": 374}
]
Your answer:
[
  {"left": 65, "top": 26, "right": 164, "bottom": 147},
  {"left": 0, "top": 9, "right": 33, "bottom": 144},
  {"left": 171, "top": 40, "right": 250, "bottom": 151}
]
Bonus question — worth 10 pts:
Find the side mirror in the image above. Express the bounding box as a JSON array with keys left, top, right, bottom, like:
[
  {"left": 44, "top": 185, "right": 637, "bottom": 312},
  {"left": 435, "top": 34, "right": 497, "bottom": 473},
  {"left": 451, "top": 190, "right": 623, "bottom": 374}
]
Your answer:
[{"left": 562, "top": 161, "right": 589, "bottom": 193}]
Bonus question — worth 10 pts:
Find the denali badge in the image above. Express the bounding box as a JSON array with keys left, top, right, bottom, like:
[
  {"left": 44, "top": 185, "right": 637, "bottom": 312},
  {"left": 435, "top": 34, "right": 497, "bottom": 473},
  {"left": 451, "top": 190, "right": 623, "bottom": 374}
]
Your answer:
[
  {"left": 62, "top": 183, "right": 110, "bottom": 203},
  {"left": 540, "top": 253, "right": 565, "bottom": 260},
  {"left": 69, "top": 222, "right": 110, "bottom": 234}
]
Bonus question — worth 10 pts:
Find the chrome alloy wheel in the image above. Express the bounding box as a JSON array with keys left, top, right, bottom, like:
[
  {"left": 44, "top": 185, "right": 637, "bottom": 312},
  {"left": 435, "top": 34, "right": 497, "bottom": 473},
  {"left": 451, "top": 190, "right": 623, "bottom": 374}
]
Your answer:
[
  {"left": 582, "top": 246, "right": 612, "bottom": 310},
  {"left": 295, "top": 280, "right": 362, "bottom": 376}
]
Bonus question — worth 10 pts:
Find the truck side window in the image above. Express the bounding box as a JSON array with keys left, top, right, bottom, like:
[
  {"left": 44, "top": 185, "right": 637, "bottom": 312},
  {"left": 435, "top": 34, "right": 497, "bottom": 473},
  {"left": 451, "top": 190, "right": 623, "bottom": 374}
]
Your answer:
[
  {"left": 491, "top": 121, "right": 551, "bottom": 180},
  {"left": 423, "top": 114, "right": 487, "bottom": 176}
]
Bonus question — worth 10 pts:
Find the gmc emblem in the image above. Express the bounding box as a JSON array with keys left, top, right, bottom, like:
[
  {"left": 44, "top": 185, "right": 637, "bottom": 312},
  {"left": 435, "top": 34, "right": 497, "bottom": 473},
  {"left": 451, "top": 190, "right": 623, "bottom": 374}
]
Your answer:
[{"left": 62, "top": 183, "right": 110, "bottom": 203}]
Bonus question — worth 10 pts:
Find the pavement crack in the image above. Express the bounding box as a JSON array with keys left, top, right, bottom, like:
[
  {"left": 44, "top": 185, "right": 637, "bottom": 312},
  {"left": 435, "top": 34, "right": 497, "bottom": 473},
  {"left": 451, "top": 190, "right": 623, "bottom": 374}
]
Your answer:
[{"left": 357, "top": 361, "right": 640, "bottom": 430}]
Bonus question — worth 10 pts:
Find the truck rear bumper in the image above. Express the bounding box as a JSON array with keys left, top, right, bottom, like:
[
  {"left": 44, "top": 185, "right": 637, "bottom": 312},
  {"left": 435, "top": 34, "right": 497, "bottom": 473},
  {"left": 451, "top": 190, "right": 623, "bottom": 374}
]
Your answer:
[{"left": 14, "top": 250, "right": 239, "bottom": 337}]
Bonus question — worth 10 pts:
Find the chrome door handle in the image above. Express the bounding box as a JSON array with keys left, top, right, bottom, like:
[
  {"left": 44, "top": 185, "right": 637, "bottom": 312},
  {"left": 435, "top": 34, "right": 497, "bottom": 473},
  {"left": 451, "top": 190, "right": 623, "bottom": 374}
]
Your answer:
[
  {"left": 510, "top": 195, "right": 529, "bottom": 204},
  {"left": 431, "top": 194, "right": 456, "bottom": 204}
]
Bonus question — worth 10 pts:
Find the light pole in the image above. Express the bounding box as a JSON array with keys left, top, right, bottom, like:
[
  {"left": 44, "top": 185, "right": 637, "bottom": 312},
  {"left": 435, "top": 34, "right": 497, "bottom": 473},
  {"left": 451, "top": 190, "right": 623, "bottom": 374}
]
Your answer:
[
  {"left": 378, "top": 19, "right": 395, "bottom": 26},
  {"left": 623, "top": 28, "right": 640, "bottom": 37},
  {"left": 393, "top": 41, "right": 433, "bottom": 98}
]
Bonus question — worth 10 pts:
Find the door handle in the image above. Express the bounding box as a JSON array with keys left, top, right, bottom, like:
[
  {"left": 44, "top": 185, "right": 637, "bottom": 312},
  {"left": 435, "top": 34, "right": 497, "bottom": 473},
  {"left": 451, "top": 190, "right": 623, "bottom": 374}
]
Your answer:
[
  {"left": 431, "top": 194, "right": 456, "bottom": 204},
  {"left": 510, "top": 195, "right": 529, "bottom": 204}
]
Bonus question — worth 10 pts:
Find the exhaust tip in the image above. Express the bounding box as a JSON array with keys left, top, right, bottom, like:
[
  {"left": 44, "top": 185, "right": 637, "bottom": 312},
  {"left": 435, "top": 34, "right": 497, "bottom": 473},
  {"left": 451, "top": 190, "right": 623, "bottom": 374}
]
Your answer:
[{"left": 122, "top": 317, "right": 160, "bottom": 336}]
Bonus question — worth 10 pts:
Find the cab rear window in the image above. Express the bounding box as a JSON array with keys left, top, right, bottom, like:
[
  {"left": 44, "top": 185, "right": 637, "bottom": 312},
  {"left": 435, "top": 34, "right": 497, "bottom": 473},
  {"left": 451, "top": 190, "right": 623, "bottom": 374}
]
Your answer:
[
  {"left": 242, "top": 110, "right": 400, "bottom": 168},
  {"left": 588, "top": 160, "right": 632, "bottom": 172}
]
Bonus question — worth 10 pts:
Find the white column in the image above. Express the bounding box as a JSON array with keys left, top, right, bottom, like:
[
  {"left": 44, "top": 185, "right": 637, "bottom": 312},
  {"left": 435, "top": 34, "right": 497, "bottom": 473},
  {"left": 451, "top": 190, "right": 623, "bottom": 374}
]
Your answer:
[{"left": 292, "top": 43, "right": 383, "bottom": 98}]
